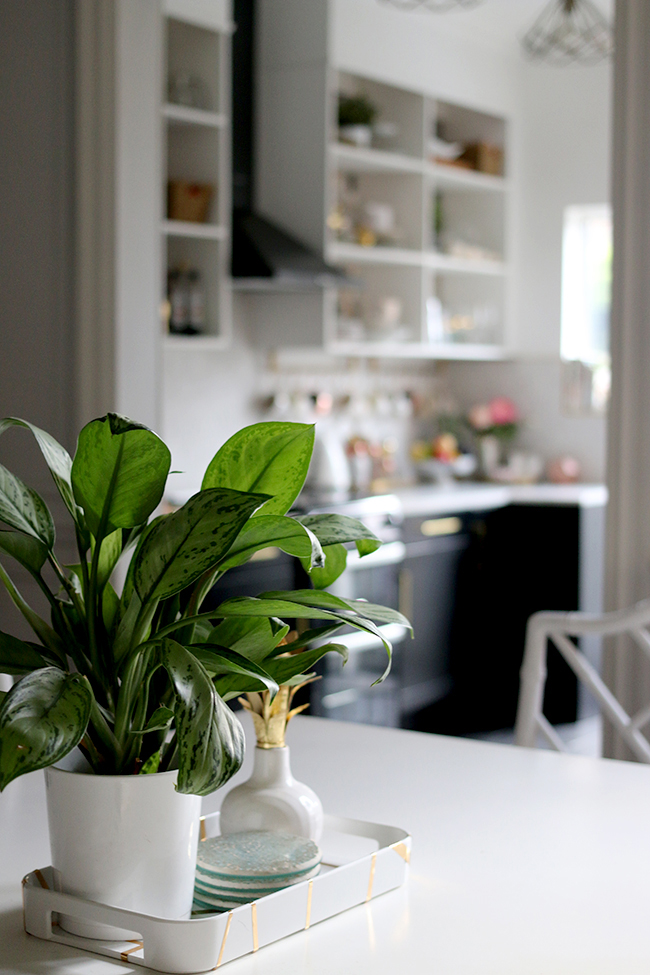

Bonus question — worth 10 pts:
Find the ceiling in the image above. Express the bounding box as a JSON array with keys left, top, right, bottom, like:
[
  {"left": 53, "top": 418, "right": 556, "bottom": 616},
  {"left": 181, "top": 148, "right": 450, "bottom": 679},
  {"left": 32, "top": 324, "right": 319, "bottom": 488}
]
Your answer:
[{"left": 390, "top": 0, "right": 615, "bottom": 59}]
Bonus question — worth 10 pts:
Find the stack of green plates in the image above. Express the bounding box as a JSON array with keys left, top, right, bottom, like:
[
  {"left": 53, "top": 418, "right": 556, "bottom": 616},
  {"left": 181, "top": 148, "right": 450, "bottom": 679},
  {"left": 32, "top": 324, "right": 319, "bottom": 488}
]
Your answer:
[{"left": 193, "top": 831, "right": 322, "bottom": 912}]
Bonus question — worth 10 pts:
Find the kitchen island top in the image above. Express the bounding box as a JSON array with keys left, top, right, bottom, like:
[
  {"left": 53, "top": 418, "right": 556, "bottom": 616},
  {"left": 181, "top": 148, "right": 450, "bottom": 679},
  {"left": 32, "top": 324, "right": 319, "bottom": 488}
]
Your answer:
[{"left": 1, "top": 715, "right": 648, "bottom": 975}]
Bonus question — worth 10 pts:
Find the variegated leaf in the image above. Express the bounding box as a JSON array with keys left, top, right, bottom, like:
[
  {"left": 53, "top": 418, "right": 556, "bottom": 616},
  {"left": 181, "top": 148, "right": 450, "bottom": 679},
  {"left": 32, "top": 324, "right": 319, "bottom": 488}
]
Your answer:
[
  {"left": 0, "top": 668, "right": 92, "bottom": 790},
  {"left": 0, "top": 464, "right": 55, "bottom": 548},
  {"left": 162, "top": 639, "right": 245, "bottom": 797}
]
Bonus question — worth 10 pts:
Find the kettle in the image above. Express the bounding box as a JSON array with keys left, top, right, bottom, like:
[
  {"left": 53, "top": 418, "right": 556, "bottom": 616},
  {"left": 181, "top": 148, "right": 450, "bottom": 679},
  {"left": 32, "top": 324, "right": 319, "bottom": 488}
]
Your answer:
[{"left": 306, "top": 424, "right": 352, "bottom": 493}]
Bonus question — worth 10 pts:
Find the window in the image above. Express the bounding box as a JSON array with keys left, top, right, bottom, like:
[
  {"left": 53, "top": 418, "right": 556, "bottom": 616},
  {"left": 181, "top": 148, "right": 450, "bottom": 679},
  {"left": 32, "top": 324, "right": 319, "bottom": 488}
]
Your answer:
[{"left": 560, "top": 204, "right": 612, "bottom": 414}]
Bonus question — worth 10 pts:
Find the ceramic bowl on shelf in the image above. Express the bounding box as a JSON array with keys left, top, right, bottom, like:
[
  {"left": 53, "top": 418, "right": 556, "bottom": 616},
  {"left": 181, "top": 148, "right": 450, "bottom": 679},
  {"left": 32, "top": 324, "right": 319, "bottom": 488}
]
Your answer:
[{"left": 416, "top": 453, "right": 477, "bottom": 484}]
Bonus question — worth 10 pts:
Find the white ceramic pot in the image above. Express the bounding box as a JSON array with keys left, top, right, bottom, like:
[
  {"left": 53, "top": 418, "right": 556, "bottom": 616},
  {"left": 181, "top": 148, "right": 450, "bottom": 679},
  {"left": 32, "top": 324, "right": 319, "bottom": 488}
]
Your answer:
[
  {"left": 219, "top": 746, "right": 323, "bottom": 843},
  {"left": 45, "top": 766, "right": 202, "bottom": 940},
  {"left": 339, "top": 124, "right": 372, "bottom": 148}
]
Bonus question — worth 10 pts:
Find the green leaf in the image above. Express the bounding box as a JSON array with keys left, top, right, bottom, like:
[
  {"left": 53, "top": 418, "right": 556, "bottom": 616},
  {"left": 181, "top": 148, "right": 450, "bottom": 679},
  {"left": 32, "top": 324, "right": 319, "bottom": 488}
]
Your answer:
[
  {"left": 71, "top": 414, "right": 171, "bottom": 536},
  {"left": 336, "top": 597, "right": 412, "bottom": 631},
  {"left": 264, "top": 642, "right": 349, "bottom": 685},
  {"left": 267, "top": 622, "right": 345, "bottom": 655},
  {"left": 140, "top": 749, "right": 162, "bottom": 774},
  {"left": 190, "top": 644, "right": 279, "bottom": 698},
  {"left": 356, "top": 538, "right": 381, "bottom": 557},
  {"left": 132, "top": 705, "right": 175, "bottom": 735},
  {"left": 120, "top": 517, "right": 160, "bottom": 611},
  {"left": 213, "top": 590, "right": 400, "bottom": 684},
  {"left": 0, "top": 529, "right": 48, "bottom": 573},
  {"left": 295, "top": 513, "right": 382, "bottom": 555},
  {"left": 0, "top": 631, "right": 49, "bottom": 675},
  {"left": 301, "top": 542, "right": 348, "bottom": 589},
  {"left": 207, "top": 617, "right": 289, "bottom": 665},
  {"left": 134, "top": 488, "right": 269, "bottom": 605},
  {"left": 0, "top": 463, "right": 55, "bottom": 548},
  {"left": 0, "top": 418, "right": 78, "bottom": 522},
  {"left": 102, "top": 583, "right": 120, "bottom": 635},
  {"left": 219, "top": 515, "right": 324, "bottom": 572},
  {"left": 214, "top": 595, "right": 341, "bottom": 623},
  {"left": 0, "top": 562, "right": 66, "bottom": 661},
  {"left": 162, "top": 639, "right": 245, "bottom": 796},
  {"left": 112, "top": 591, "right": 145, "bottom": 664},
  {"left": 92, "top": 529, "right": 122, "bottom": 590},
  {"left": 0, "top": 668, "right": 92, "bottom": 790},
  {"left": 202, "top": 422, "right": 314, "bottom": 517},
  {"left": 254, "top": 589, "right": 355, "bottom": 613}
]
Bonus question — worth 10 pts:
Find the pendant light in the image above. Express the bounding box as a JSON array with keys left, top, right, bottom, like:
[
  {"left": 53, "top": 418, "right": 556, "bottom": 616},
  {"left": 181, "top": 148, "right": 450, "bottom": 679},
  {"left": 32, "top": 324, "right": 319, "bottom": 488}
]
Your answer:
[
  {"left": 521, "top": 0, "right": 613, "bottom": 64},
  {"left": 379, "top": 0, "right": 484, "bottom": 12}
]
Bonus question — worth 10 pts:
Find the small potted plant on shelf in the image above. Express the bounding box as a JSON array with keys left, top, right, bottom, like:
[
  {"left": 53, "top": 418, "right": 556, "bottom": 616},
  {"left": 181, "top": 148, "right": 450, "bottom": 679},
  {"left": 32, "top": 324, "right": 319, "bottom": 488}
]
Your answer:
[
  {"left": 0, "top": 415, "right": 408, "bottom": 936},
  {"left": 338, "top": 93, "right": 377, "bottom": 148}
]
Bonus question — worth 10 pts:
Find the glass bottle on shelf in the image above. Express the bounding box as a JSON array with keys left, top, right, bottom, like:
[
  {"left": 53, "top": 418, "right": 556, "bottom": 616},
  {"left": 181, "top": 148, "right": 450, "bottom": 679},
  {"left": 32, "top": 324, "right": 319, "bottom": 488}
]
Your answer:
[
  {"left": 167, "top": 264, "right": 206, "bottom": 336},
  {"left": 187, "top": 269, "right": 205, "bottom": 335},
  {"left": 168, "top": 267, "right": 190, "bottom": 334}
]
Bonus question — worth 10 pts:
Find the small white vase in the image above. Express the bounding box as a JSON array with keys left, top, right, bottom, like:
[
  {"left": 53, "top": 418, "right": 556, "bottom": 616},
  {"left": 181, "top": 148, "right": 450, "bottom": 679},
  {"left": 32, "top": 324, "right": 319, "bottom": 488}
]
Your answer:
[
  {"left": 45, "top": 766, "right": 202, "bottom": 940},
  {"left": 479, "top": 434, "right": 500, "bottom": 478},
  {"left": 219, "top": 746, "right": 323, "bottom": 843}
]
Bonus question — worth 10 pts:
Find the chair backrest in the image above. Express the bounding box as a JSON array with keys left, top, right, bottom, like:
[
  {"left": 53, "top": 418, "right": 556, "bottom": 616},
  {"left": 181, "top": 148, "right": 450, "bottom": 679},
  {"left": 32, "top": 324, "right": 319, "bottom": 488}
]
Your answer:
[{"left": 515, "top": 599, "right": 650, "bottom": 762}]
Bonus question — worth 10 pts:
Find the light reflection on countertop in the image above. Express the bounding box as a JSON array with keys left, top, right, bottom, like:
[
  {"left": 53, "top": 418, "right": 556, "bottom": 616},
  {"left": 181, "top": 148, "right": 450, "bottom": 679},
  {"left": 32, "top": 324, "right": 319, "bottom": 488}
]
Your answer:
[{"left": 393, "top": 482, "right": 608, "bottom": 518}]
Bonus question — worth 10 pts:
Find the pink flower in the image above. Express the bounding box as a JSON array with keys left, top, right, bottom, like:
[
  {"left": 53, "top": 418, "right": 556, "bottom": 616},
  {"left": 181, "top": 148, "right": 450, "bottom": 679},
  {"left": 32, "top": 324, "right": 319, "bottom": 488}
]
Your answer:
[
  {"left": 468, "top": 404, "right": 493, "bottom": 431},
  {"left": 488, "top": 397, "right": 518, "bottom": 425}
]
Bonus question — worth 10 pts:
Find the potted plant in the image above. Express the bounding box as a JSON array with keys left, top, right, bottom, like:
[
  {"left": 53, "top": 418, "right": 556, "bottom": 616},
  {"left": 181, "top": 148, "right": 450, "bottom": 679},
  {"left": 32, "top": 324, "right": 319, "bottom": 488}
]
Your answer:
[
  {"left": 0, "top": 415, "right": 408, "bottom": 936},
  {"left": 338, "top": 93, "right": 377, "bottom": 148}
]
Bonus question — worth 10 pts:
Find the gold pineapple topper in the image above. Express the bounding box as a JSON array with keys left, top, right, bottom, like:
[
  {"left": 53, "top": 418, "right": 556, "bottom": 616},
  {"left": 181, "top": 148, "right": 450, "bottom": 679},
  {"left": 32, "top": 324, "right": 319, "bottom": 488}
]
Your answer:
[{"left": 238, "top": 632, "right": 317, "bottom": 748}]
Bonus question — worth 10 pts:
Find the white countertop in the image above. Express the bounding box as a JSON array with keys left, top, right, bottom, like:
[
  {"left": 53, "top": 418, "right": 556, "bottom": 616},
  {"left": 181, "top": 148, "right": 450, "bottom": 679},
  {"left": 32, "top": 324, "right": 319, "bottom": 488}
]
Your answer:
[
  {"left": 1, "top": 715, "right": 649, "bottom": 974},
  {"left": 394, "top": 481, "right": 607, "bottom": 518}
]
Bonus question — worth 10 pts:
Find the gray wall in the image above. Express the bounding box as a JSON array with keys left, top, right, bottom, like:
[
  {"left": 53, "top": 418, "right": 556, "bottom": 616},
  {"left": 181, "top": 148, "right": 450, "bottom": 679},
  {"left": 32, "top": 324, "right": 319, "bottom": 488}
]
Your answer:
[{"left": 0, "top": 0, "right": 76, "bottom": 637}]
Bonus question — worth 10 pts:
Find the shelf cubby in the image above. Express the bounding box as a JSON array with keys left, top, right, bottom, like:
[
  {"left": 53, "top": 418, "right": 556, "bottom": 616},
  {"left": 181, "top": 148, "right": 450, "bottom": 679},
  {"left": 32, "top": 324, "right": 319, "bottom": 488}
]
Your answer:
[
  {"left": 336, "top": 72, "right": 424, "bottom": 159},
  {"left": 161, "top": 7, "right": 231, "bottom": 349}
]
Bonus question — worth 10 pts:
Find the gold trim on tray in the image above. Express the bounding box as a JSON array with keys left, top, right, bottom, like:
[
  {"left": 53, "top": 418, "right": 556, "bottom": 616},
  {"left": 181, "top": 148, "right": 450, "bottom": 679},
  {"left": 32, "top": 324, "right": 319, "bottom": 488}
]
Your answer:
[
  {"left": 251, "top": 902, "right": 259, "bottom": 952},
  {"left": 215, "top": 912, "right": 233, "bottom": 969},
  {"left": 34, "top": 870, "right": 50, "bottom": 890},
  {"left": 305, "top": 880, "right": 314, "bottom": 929},
  {"left": 200, "top": 818, "right": 207, "bottom": 842},
  {"left": 120, "top": 942, "right": 143, "bottom": 962},
  {"left": 391, "top": 841, "right": 411, "bottom": 863},
  {"left": 365, "top": 853, "right": 377, "bottom": 902}
]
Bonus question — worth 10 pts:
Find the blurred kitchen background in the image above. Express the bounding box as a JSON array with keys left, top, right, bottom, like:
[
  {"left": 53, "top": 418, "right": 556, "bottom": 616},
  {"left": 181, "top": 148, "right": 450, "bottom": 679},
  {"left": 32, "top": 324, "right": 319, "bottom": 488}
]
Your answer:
[{"left": 0, "top": 0, "right": 614, "bottom": 744}]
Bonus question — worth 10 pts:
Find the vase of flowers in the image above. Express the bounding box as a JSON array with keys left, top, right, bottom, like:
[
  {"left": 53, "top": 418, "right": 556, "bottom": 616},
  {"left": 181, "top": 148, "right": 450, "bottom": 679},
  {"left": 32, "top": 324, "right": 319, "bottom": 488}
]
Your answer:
[
  {"left": 0, "top": 415, "right": 409, "bottom": 935},
  {"left": 467, "top": 397, "right": 519, "bottom": 478}
]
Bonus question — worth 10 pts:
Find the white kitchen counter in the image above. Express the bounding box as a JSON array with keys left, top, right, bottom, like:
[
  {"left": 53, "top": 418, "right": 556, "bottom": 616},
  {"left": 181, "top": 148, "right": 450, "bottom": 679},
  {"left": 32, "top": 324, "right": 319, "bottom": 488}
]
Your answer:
[
  {"left": 393, "top": 481, "right": 607, "bottom": 518},
  {"left": 1, "top": 715, "right": 649, "bottom": 974}
]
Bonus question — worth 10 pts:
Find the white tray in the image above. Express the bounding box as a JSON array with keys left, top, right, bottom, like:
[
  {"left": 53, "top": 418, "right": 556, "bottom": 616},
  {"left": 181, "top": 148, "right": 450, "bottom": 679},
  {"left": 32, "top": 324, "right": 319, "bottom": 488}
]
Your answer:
[{"left": 22, "top": 811, "right": 411, "bottom": 973}]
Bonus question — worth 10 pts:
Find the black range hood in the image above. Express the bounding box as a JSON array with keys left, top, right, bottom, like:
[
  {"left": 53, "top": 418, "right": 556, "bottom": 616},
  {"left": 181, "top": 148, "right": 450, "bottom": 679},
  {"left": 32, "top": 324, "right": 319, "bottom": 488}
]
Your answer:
[
  {"left": 231, "top": 0, "right": 343, "bottom": 290},
  {"left": 232, "top": 212, "right": 345, "bottom": 291}
]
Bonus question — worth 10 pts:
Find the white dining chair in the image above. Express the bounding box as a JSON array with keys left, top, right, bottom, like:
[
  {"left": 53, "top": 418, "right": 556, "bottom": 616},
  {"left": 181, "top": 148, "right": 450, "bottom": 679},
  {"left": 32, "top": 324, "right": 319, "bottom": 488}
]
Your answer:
[{"left": 515, "top": 599, "right": 650, "bottom": 762}]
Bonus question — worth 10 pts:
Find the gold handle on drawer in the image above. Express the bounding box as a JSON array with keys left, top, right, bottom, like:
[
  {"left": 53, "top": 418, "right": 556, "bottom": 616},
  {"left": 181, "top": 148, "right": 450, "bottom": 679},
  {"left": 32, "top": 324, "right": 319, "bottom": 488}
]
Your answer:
[{"left": 420, "top": 516, "right": 462, "bottom": 537}]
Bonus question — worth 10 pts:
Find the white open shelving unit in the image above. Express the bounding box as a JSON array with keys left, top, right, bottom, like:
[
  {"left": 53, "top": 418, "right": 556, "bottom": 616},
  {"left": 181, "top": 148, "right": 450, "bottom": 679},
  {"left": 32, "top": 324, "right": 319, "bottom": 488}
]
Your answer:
[
  {"left": 326, "top": 72, "right": 511, "bottom": 360},
  {"left": 254, "top": 1, "right": 514, "bottom": 361},
  {"left": 162, "top": 1, "right": 232, "bottom": 352}
]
